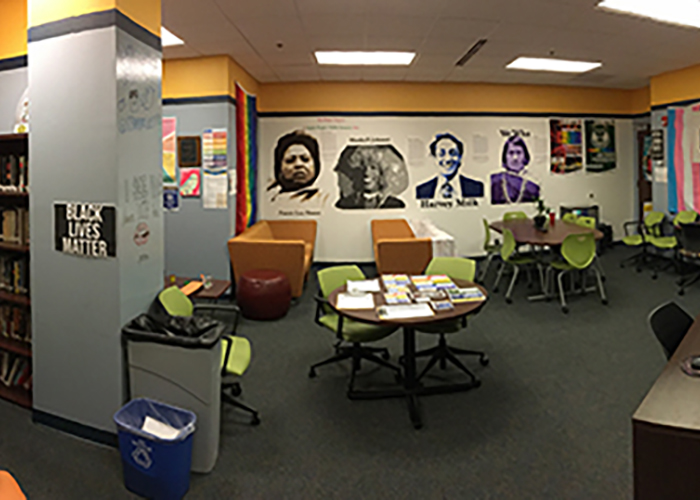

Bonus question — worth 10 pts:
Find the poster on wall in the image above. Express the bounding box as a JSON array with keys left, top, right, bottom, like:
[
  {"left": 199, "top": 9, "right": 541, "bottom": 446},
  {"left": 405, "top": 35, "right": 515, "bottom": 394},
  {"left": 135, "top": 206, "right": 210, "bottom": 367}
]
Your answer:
[
  {"left": 202, "top": 128, "right": 228, "bottom": 210},
  {"left": 203, "top": 169, "right": 228, "bottom": 209},
  {"left": 490, "top": 131, "right": 540, "bottom": 205},
  {"left": 162, "top": 117, "right": 177, "bottom": 185},
  {"left": 54, "top": 202, "right": 116, "bottom": 258},
  {"left": 550, "top": 119, "right": 582, "bottom": 174},
  {"left": 651, "top": 129, "right": 664, "bottom": 163},
  {"left": 268, "top": 130, "right": 323, "bottom": 203},
  {"left": 179, "top": 168, "right": 201, "bottom": 197},
  {"left": 585, "top": 120, "right": 616, "bottom": 172},
  {"left": 642, "top": 135, "right": 653, "bottom": 182},
  {"left": 334, "top": 143, "right": 409, "bottom": 210},
  {"left": 163, "top": 186, "right": 179, "bottom": 211},
  {"left": 415, "top": 132, "right": 483, "bottom": 209}
]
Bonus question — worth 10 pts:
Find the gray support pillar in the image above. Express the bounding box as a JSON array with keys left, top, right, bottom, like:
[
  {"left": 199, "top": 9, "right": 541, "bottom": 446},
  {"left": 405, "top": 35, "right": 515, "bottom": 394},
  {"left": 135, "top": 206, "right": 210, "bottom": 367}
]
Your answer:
[{"left": 29, "top": 11, "right": 163, "bottom": 434}]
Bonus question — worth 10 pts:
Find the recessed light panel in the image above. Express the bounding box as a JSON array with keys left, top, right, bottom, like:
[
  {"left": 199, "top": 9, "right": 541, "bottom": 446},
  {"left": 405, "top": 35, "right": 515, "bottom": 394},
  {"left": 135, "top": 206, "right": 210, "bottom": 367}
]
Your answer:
[
  {"left": 314, "top": 51, "right": 416, "bottom": 66},
  {"left": 506, "top": 57, "right": 602, "bottom": 73},
  {"left": 597, "top": 0, "right": 700, "bottom": 29},
  {"left": 161, "top": 27, "right": 184, "bottom": 47}
]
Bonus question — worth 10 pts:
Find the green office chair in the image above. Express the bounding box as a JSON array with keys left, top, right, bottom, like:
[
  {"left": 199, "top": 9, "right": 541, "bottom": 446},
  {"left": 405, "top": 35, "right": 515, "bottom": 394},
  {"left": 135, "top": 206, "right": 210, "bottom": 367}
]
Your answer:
[
  {"left": 493, "top": 228, "right": 536, "bottom": 303},
  {"left": 478, "top": 218, "right": 501, "bottom": 283},
  {"left": 546, "top": 232, "right": 607, "bottom": 313},
  {"left": 503, "top": 211, "right": 528, "bottom": 221},
  {"left": 575, "top": 215, "right": 606, "bottom": 280},
  {"left": 309, "top": 265, "right": 401, "bottom": 397},
  {"left": 562, "top": 212, "right": 578, "bottom": 224},
  {"left": 158, "top": 287, "right": 260, "bottom": 425},
  {"left": 648, "top": 210, "right": 698, "bottom": 279},
  {"left": 620, "top": 211, "right": 665, "bottom": 271},
  {"left": 413, "top": 257, "right": 488, "bottom": 384}
]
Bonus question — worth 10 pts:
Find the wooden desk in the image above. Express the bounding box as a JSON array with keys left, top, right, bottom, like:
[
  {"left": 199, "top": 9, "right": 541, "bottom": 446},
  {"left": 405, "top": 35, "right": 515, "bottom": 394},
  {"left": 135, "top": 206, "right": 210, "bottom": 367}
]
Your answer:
[
  {"left": 633, "top": 314, "right": 700, "bottom": 499},
  {"left": 490, "top": 219, "right": 603, "bottom": 246},
  {"left": 329, "top": 278, "right": 488, "bottom": 429},
  {"left": 165, "top": 276, "right": 231, "bottom": 301}
]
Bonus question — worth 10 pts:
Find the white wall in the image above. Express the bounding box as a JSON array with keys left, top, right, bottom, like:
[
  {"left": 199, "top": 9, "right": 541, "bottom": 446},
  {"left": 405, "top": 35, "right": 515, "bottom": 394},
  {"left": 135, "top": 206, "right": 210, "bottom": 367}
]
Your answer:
[
  {"left": 259, "top": 115, "right": 635, "bottom": 262},
  {"left": 0, "top": 67, "right": 27, "bottom": 134}
]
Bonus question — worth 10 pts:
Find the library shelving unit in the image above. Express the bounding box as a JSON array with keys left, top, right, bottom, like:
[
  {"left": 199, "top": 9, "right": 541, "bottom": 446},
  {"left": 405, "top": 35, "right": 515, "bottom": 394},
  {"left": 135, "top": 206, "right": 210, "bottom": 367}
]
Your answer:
[{"left": 0, "top": 133, "right": 31, "bottom": 409}]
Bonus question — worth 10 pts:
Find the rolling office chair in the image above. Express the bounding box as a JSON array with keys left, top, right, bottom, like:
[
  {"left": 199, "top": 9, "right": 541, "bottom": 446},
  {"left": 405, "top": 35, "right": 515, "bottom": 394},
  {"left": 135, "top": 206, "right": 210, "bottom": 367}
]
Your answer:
[
  {"left": 309, "top": 265, "right": 401, "bottom": 397},
  {"left": 503, "top": 211, "right": 528, "bottom": 221},
  {"left": 412, "top": 257, "right": 488, "bottom": 385},
  {"left": 158, "top": 287, "right": 260, "bottom": 425},
  {"left": 620, "top": 211, "right": 665, "bottom": 272},
  {"left": 562, "top": 212, "right": 578, "bottom": 224},
  {"left": 576, "top": 215, "right": 606, "bottom": 281},
  {"left": 648, "top": 210, "right": 698, "bottom": 279},
  {"left": 648, "top": 301, "right": 694, "bottom": 359}
]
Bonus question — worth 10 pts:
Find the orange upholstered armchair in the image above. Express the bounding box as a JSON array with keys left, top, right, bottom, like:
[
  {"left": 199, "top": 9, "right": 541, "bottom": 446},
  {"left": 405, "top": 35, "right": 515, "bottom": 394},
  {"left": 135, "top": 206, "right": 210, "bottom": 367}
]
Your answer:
[
  {"left": 228, "top": 220, "right": 317, "bottom": 298},
  {"left": 371, "top": 219, "right": 432, "bottom": 275}
]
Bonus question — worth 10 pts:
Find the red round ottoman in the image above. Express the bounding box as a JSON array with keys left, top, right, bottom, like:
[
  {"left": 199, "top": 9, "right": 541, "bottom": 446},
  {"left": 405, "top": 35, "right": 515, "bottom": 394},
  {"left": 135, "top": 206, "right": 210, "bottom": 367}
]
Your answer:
[{"left": 237, "top": 269, "right": 291, "bottom": 320}]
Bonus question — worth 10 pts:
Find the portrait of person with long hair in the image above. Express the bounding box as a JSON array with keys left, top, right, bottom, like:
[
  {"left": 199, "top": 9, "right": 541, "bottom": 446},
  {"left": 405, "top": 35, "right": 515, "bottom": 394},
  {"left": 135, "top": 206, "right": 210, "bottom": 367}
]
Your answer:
[{"left": 490, "top": 134, "right": 540, "bottom": 205}]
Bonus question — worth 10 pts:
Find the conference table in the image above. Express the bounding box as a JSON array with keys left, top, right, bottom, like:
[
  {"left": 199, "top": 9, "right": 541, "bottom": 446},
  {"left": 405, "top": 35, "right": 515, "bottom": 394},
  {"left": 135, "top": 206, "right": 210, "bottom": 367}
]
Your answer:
[
  {"left": 328, "top": 278, "right": 488, "bottom": 429},
  {"left": 633, "top": 313, "right": 700, "bottom": 499},
  {"left": 489, "top": 218, "right": 604, "bottom": 299}
]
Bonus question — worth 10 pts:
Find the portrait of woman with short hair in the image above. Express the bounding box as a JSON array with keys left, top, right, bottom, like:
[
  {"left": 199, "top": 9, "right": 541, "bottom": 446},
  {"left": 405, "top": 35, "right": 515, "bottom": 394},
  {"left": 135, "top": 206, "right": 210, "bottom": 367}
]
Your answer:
[{"left": 268, "top": 130, "right": 322, "bottom": 202}]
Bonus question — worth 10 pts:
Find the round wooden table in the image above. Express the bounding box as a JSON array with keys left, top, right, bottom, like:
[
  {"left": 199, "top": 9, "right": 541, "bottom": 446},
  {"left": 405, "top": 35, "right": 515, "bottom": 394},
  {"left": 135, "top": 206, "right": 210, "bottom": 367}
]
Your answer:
[
  {"left": 328, "top": 278, "right": 488, "bottom": 429},
  {"left": 489, "top": 218, "right": 603, "bottom": 246}
]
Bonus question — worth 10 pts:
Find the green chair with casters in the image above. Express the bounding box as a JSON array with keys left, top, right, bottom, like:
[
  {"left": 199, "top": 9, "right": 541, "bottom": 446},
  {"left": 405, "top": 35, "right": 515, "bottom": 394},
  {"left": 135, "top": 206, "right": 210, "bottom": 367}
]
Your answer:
[
  {"left": 493, "top": 228, "right": 537, "bottom": 303},
  {"left": 158, "top": 287, "right": 260, "bottom": 425},
  {"left": 413, "top": 257, "right": 488, "bottom": 384},
  {"left": 309, "top": 265, "right": 401, "bottom": 397},
  {"left": 620, "top": 211, "right": 665, "bottom": 271},
  {"left": 478, "top": 218, "right": 501, "bottom": 283},
  {"left": 546, "top": 232, "right": 607, "bottom": 314},
  {"left": 562, "top": 212, "right": 578, "bottom": 224},
  {"left": 575, "top": 216, "right": 606, "bottom": 280},
  {"left": 648, "top": 210, "right": 698, "bottom": 279},
  {"left": 503, "top": 211, "right": 528, "bottom": 221}
]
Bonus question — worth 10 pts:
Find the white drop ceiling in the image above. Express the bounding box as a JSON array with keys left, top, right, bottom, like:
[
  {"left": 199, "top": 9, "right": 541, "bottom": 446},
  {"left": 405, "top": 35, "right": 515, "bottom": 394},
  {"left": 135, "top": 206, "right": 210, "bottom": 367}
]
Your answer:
[{"left": 162, "top": 0, "right": 700, "bottom": 88}]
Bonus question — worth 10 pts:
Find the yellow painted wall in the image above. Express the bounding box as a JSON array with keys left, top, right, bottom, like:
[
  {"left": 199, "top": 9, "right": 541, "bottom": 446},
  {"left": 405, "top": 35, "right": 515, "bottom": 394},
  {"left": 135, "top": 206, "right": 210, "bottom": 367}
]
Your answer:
[
  {"left": 28, "top": 0, "right": 160, "bottom": 36},
  {"left": 650, "top": 63, "right": 700, "bottom": 107},
  {"left": 163, "top": 56, "right": 259, "bottom": 100},
  {"left": 0, "top": 0, "right": 28, "bottom": 59},
  {"left": 257, "top": 82, "right": 648, "bottom": 115}
]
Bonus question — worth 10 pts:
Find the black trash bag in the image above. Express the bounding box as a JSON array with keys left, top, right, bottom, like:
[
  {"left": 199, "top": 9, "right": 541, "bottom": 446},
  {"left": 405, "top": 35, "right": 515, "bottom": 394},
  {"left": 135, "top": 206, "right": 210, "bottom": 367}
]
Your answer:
[{"left": 147, "top": 297, "right": 220, "bottom": 338}]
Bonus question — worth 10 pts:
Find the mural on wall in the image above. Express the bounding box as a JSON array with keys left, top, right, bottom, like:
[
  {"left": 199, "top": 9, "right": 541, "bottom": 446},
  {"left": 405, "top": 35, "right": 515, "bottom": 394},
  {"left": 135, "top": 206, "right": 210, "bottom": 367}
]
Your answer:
[
  {"left": 334, "top": 144, "right": 408, "bottom": 209},
  {"left": 268, "top": 130, "right": 323, "bottom": 202},
  {"left": 491, "top": 133, "right": 540, "bottom": 204},
  {"left": 585, "top": 120, "right": 616, "bottom": 172},
  {"left": 416, "top": 132, "right": 484, "bottom": 201},
  {"left": 550, "top": 119, "right": 582, "bottom": 174}
]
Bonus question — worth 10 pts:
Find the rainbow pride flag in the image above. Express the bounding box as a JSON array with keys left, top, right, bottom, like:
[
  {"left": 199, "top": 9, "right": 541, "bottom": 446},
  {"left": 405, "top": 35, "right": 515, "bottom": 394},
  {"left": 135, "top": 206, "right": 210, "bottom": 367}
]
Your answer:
[{"left": 235, "top": 83, "right": 258, "bottom": 234}]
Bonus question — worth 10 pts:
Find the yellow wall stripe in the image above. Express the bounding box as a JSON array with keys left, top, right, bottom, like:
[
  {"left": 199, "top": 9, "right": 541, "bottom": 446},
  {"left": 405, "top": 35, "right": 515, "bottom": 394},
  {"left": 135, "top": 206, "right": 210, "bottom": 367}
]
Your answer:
[
  {"left": 0, "top": 0, "right": 28, "bottom": 59},
  {"left": 650, "top": 63, "right": 700, "bottom": 107}
]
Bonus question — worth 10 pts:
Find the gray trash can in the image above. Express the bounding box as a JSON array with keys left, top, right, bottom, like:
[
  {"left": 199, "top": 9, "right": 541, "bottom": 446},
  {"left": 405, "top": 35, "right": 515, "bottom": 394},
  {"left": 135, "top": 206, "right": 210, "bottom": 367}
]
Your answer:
[{"left": 122, "top": 316, "right": 225, "bottom": 474}]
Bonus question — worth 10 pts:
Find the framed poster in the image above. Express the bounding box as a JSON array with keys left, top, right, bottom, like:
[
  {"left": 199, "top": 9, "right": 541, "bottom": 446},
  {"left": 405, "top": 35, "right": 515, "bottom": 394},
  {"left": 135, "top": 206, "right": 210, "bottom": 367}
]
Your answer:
[
  {"left": 177, "top": 136, "right": 201, "bottom": 167},
  {"left": 54, "top": 202, "right": 117, "bottom": 258}
]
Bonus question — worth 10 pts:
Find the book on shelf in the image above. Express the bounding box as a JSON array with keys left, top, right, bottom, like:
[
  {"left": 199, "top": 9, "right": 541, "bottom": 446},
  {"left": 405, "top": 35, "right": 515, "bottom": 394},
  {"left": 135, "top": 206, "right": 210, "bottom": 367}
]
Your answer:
[
  {"left": 0, "top": 304, "right": 30, "bottom": 343},
  {"left": 0, "top": 154, "right": 28, "bottom": 193},
  {"left": 0, "top": 351, "right": 31, "bottom": 389},
  {"left": 0, "top": 207, "right": 28, "bottom": 245},
  {"left": 0, "top": 255, "right": 29, "bottom": 295}
]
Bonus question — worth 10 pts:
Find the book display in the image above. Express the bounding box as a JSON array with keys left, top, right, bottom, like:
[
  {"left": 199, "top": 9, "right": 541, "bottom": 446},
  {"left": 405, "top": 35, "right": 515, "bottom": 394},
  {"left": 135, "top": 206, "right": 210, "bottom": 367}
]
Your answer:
[{"left": 0, "top": 134, "right": 31, "bottom": 408}]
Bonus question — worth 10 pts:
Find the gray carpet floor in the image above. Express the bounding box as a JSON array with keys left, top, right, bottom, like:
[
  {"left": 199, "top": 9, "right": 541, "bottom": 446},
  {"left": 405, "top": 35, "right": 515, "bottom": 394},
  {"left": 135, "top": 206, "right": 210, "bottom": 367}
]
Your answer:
[{"left": 0, "top": 246, "right": 693, "bottom": 499}]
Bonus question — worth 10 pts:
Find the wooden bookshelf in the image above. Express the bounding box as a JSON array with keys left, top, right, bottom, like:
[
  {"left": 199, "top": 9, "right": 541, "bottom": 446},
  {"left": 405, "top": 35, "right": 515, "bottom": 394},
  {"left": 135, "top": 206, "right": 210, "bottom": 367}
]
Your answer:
[
  {"left": 0, "top": 336, "right": 30, "bottom": 357},
  {"left": 0, "top": 384, "right": 31, "bottom": 409},
  {"left": 0, "top": 133, "right": 30, "bottom": 409}
]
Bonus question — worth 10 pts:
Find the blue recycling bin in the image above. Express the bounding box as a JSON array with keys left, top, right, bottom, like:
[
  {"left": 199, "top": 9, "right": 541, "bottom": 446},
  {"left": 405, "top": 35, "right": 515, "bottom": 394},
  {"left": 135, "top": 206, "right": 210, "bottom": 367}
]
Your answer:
[{"left": 114, "top": 398, "right": 197, "bottom": 500}]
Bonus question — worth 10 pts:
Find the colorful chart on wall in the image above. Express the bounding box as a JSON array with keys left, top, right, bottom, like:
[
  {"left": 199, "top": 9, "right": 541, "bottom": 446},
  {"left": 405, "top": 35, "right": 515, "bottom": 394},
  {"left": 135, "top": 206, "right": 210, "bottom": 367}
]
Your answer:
[
  {"left": 550, "top": 119, "right": 582, "bottom": 174},
  {"left": 162, "top": 117, "right": 177, "bottom": 185},
  {"left": 585, "top": 120, "right": 616, "bottom": 172},
  {"left": 179, "top": 168, "right": 201, "bottom": 197}
]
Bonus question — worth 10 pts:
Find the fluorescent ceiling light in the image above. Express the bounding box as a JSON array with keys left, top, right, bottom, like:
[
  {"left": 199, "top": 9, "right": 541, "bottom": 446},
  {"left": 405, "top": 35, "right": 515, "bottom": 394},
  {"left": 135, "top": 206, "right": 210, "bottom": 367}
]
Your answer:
[
  {"left": 506, "top": 57, "right": 602, "bottom": 73},
  {"left": 161, "top": 27, "right": 184, "bottom": 47},
  {"left": 314, "top": 51, "right": 415, "bottom": 66},
  {"left": 597, "top": 0, "right": 700, "bottom": 29}
]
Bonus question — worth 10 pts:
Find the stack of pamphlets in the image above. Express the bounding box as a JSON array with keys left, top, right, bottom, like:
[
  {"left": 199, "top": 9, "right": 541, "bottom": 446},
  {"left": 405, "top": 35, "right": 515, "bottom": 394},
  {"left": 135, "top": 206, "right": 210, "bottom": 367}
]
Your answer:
[
  {"left": 430, "top": 300, "right": 454, "bottom": 312},
  {"left": 382, "top": 274, "right": 412, "bottom": 294},
  {"left": 446, "top": 287, "right": 486, "bottom": 304}
]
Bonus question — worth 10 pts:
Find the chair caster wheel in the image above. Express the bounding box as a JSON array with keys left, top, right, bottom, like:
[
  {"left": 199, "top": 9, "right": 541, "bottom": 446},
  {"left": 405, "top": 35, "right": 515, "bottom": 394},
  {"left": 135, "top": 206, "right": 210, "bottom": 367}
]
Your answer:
[
  {"left": 230, "top": 383, "right": 242, "bottom": 397},
  {"left": 652, "top": 274, "right": 658, "bottom": 280},
  {"left": 398, "top": 356, "right": 405, "bottom": 365},
  {"left": 473, "top": 379, "right": 482, "bottom": 388},
  {"left": 381, "top": 350, "right": 390, "bottom": 360},
  {"left": 493, "top": 287, "right": 499, "bottom": 293},
  {"left": 480, "top": 356, "right": 489, "bottom": 366},
  {"left": 602, "top": 299, "right": 608, "bottom": 305},
  {"left": 636, "top": 268, "right": 642, "bottom": 273},
  {"left": 620, "top": 263, "right": 625, "bottom": 269},
  {"left": 679, "top": 289, "right": 685, "bottom": 296},
  {"left": 505, "top": 297, "right": 512, "bottom": 304},
  {"left": 308, "top": 369, "right": 317, "bottom": 378},
  {"left": 251, "top": 415, "right": 261, "bottom": 426},
  {"left": 601, "top": 276, "right": 607, "bottom": 282},
  {"left": 562, "top": 306, "right": 569, "bottom": 314}
]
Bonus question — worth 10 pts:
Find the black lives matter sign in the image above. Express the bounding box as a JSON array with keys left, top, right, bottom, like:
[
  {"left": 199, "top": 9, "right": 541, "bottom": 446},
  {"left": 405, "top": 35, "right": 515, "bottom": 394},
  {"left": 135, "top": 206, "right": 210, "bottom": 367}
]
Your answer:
[{"left": 54, "top": 202, "right": 116, "bottom": 258}]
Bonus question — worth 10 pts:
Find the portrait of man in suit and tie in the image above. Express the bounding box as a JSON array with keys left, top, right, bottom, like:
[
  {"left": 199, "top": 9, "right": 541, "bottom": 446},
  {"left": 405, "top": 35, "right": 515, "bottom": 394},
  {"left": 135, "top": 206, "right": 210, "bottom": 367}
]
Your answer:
[{"left": 415, "top": 133, "right": 484, "bottom": 200}]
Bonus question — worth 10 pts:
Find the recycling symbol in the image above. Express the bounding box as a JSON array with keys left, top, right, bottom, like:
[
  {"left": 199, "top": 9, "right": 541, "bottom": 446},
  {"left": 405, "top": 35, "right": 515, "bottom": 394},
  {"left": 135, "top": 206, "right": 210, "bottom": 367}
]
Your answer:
[{"left": 131, "top": 439, "right": 153, "bottom": 469}]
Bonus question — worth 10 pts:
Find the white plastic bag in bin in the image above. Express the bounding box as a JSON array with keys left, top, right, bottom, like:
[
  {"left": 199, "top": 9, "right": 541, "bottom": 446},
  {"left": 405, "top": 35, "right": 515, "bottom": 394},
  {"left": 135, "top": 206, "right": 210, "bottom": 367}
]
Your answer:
[{"left": 114, "top": 398, "right": 196, "bottom": 441}]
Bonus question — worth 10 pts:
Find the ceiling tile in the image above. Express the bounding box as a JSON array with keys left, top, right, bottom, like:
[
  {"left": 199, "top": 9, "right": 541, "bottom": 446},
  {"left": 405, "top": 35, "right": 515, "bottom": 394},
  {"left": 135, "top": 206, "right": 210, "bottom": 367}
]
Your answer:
[
  {"left": 213, "top": 0, "right": 298, "bottom": 18},
  {"left": 366, "top": 15, "right": 436, "bottom": 39},
  {"left": 365, "top": 0, "right": 447, "bottom": 18},
  {"left": 309, "top": 36, "right": 367, "bottom": 51},
  {"left": 295, "top": 0, "right": 367, "bottom": 15},
  {"left": 300, "top": 15, "right": 366, "bottom": 37},
  {"left": 365, "top": 36, "right": 425, "bottom": 52}
]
